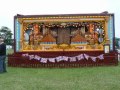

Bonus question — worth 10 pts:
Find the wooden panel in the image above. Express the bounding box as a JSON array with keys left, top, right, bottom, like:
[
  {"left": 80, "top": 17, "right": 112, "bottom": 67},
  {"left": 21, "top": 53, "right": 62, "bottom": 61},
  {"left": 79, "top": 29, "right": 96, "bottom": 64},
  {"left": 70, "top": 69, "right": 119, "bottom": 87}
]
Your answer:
[{"left": 8, "top": 51, "right": 118, "bottom": 68}]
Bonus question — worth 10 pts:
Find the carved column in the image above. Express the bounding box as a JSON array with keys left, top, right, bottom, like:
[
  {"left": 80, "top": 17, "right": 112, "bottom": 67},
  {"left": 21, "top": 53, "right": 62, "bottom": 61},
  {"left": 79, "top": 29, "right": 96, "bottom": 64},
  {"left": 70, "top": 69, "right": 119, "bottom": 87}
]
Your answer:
[
  {"left": 105, "top": 17, "right": 108, "bottom": 39},
  {"left": 104, "top": 17, "right": 110, "bottom": 44}
]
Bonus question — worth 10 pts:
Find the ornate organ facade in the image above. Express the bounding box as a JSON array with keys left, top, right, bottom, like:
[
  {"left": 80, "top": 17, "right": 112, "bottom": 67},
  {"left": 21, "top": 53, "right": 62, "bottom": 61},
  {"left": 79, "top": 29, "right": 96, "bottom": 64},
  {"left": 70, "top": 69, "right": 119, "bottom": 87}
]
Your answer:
[{"left": 15, "top": 13, "right": 115, "bottom": 52}]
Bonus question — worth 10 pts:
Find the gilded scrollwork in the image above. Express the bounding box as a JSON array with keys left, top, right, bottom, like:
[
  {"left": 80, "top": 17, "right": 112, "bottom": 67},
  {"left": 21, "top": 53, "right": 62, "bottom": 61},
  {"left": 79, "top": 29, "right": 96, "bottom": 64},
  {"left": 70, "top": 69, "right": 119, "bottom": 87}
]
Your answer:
[{"left": 20, "top": 18, "right": 107, "bottom": 51}]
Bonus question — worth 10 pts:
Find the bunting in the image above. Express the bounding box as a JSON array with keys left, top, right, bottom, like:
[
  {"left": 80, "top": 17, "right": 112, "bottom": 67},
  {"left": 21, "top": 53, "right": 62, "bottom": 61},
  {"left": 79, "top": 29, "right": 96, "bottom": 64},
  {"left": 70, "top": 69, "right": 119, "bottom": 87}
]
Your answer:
[
  {"left": 84, "top": 54, "right": 89, "bottom": 60},
  {"left": 69, "top": 57, "right": 76, "bottom": 62},
  {"left": 48, "top": 58, "right": 55, "bottom": 63},
  {"left": 34, "top": 55, "right": 41, "bottom": 60},
  {"left": 56, "top": 56, "right": 64, "bottom": 62},
  {"left": 40, "top": 58, "right": 47, "bottom": 63},
  {"left": 29, "top": 55, "right": 35, "bottom": 60},
  {"left": 90, "top": 56, "right": 97, "bottom": 62},
  {"left": 63, "top": 56, "right": 69, "bottom": 61},
  {"left": 97, "top": 54, "right": 104, "bottom": 60},
  {"left": 22, "top": 53, "right": 104, "bottom": 63},
  {"left": 77, "top": 54, "right": 84, "bottom": 61}
]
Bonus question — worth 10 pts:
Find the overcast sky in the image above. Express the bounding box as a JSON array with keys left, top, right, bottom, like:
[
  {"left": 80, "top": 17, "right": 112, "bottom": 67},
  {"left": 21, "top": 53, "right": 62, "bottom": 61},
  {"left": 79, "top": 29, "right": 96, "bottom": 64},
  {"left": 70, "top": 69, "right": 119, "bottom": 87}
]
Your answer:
[{"left": 0, "top": 0, "right": 119, "bottom": 37}]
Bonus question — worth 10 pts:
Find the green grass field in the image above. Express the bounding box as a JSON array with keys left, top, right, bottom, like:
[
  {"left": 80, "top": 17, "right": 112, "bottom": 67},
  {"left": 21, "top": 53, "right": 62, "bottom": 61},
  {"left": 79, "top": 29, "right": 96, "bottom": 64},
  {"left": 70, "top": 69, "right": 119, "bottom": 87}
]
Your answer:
[{"left": 0, "top": 49, "right": 120, "bottom": 90}]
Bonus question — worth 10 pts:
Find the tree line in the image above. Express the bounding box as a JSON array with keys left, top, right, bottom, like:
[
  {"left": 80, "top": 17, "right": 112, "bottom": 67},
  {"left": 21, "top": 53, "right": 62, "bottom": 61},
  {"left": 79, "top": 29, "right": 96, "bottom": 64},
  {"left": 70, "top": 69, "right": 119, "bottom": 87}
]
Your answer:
[{"left": 0, "top": 26, "right": 13, "bottom": 45}]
